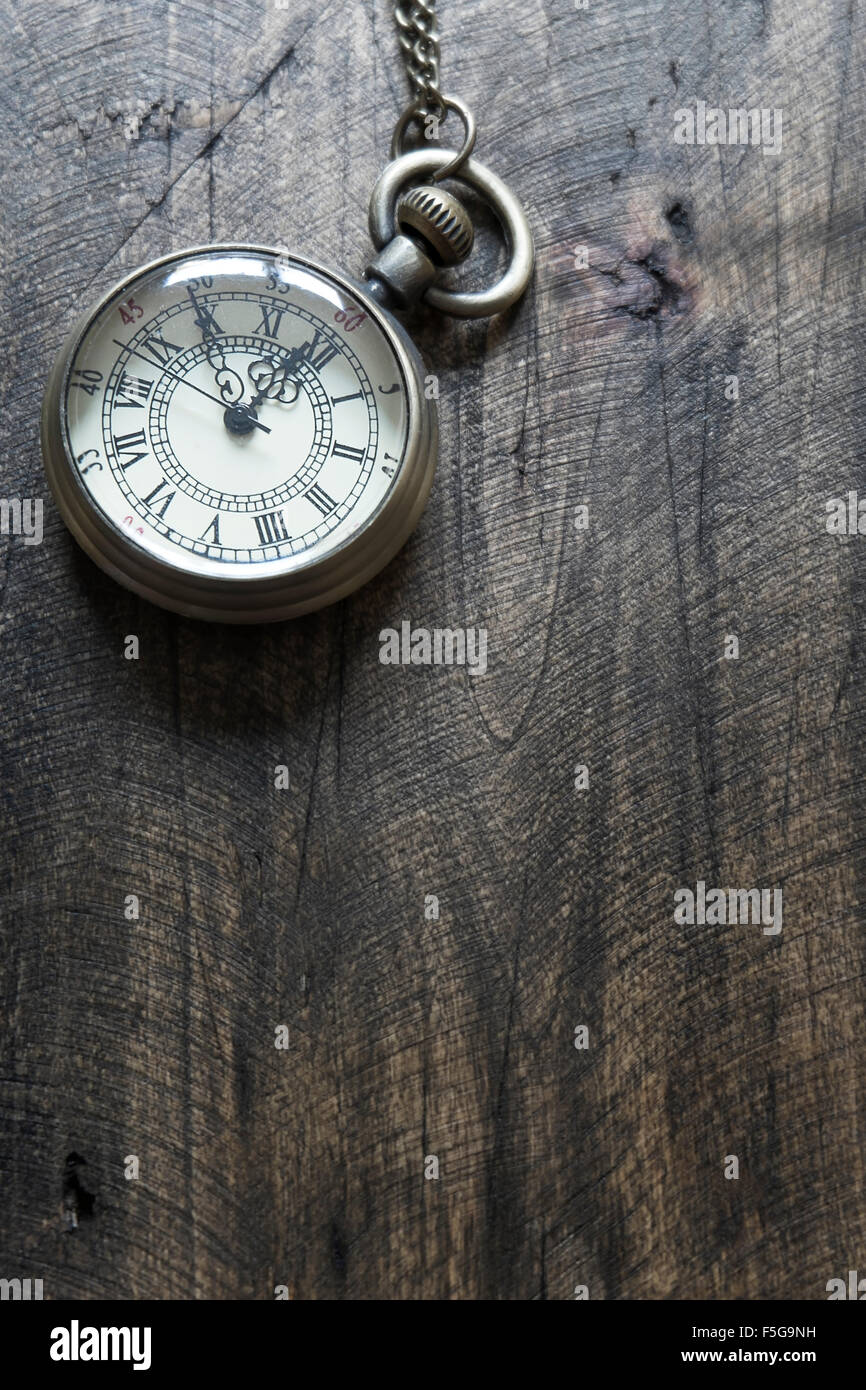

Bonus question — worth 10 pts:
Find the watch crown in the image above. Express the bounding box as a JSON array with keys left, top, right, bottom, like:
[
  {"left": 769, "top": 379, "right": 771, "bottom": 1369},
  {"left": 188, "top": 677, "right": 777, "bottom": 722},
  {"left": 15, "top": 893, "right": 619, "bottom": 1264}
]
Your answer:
[{"left": 397, "top": 185, "right": 475, "bottom": 266}]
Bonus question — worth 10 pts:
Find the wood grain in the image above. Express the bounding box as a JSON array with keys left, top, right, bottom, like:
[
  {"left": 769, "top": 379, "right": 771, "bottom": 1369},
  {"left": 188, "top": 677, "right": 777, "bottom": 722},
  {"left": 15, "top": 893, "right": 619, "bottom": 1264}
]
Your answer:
[{"left": 1, "top": 0, "right": 864, "bottom": 1299}]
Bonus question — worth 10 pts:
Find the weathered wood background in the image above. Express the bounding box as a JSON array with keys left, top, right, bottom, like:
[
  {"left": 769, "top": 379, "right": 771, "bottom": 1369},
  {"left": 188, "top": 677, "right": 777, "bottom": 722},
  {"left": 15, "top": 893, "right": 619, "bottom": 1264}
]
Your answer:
[{"left": 1, "top": 0, "right": 864, "bottom": 1300}]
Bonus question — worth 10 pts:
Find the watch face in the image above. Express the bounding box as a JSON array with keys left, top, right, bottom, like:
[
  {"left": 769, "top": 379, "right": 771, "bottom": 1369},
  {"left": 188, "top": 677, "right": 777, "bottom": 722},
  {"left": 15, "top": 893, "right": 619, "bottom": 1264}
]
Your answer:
[{"left": 52, "top": 247, "right": 422, "bottom": 605}]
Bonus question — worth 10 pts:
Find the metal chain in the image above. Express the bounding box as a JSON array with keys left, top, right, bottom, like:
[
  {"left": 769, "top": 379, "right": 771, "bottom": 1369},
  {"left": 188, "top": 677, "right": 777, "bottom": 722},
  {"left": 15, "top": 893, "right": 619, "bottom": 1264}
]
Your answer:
[
  {"left": 375, "top": 1, "right": 535, "bottom": 318},
  {"left": 393, "top": 1, "right": 442, "bottom": 118},
  {"left": 390, "top": 2, "right": 477, "bottom": 180}
]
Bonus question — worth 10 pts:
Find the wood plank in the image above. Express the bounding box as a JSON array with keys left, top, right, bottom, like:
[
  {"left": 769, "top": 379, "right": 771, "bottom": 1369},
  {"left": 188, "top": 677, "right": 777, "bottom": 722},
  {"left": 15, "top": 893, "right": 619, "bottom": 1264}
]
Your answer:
[{"left": 0, "top": 0, "right": 864, "bottom": 1299}]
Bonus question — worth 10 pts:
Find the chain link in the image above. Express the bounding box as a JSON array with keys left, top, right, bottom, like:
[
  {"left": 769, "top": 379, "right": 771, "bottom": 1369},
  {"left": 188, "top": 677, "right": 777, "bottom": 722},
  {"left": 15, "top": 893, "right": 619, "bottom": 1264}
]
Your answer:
[
  {"left": 391, "top": 2, "right": 477, "bottom": 180},
  {"left": 393, "top": 1, "right": 442, "bottom": 117}
]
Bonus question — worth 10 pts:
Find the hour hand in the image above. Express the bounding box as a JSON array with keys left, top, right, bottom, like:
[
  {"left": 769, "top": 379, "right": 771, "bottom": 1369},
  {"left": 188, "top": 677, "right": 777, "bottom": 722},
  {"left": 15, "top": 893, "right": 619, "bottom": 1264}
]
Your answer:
[{"left": 246, "top": 349, "right": 304, "bottom": 407}]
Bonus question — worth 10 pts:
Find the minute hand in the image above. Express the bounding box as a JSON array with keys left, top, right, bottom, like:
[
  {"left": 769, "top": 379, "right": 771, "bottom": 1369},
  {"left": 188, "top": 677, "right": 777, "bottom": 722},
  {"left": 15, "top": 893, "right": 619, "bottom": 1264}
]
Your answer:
[
  {"left": 187, "top": 287, "right": 245, "bottom": 406},
  {"left": 111, "top": 338, "right": 272, "bottom": 434}
]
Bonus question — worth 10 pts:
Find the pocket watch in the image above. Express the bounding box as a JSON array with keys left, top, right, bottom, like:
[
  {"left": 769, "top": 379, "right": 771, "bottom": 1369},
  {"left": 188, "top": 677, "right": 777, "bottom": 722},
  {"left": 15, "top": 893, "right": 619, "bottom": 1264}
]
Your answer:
[{"left": 41, "top": 3, "right": 533, "bottom": 622}]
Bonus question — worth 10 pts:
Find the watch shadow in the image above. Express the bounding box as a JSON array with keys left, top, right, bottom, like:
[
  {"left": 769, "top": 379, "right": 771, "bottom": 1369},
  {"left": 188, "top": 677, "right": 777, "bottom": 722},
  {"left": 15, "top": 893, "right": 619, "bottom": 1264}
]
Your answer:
[{"left": 67, "top": 526, "right": 419, "bottom": 744}]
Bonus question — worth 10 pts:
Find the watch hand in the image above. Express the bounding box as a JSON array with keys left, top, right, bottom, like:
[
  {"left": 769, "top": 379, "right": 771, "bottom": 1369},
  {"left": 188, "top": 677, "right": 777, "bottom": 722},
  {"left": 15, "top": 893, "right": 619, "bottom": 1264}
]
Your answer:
[
  {"left": 246, "top": 346, "right": 305, "bottom": 411},
  {"left": 186, "top": 286, "right": 246, "bottom": 413},
  {"left": 111, "top": 338, "right": 271, "bottom": 434}
]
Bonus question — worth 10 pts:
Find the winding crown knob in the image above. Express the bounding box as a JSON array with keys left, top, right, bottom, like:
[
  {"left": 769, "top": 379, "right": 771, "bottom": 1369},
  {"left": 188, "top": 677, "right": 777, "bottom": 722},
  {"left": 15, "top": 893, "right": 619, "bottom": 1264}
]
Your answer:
[{"left": 397, "top": 185, "right": 475, "bottom": 266}]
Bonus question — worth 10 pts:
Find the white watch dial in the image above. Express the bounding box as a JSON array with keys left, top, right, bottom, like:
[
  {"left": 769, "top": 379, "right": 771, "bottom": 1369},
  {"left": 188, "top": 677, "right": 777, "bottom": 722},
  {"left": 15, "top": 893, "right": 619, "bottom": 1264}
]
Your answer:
[{"left": 61, "top": 249, "right": 411, "bottom": 581}]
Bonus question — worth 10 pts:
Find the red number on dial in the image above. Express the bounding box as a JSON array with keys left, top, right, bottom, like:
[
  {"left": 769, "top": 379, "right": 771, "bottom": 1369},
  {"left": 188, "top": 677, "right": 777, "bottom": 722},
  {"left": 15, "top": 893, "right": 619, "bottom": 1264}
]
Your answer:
[{"left": 119, "top": 298, "right": 144, "bottom": 326}]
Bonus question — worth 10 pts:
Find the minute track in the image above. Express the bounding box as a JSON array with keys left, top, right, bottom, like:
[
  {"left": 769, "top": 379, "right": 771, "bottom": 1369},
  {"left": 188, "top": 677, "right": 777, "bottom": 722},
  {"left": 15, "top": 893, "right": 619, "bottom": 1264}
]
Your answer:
[{"left": 143, "top": 335, "right": 335, "bottom": 513}]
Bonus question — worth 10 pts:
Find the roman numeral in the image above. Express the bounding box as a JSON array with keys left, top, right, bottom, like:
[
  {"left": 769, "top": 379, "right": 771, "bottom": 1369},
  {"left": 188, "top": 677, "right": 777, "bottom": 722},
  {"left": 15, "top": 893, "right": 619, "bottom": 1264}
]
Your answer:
[
  {"left": 255, "top": 305, "right": 284, "bottom": 340},
  {"left": 199, "top": 514, "right": 221, "bottom": 545},
  {"left": 197, "top": 307, "right": 222, "bottom": 336},
  {"left": 306, "top": 484, "right": 336, "bottom": 516},
  {"left": 114, "top": 374, "right": 153, "bottom": 409},
  {"left": 254, "top": 510, "right": 290, "bottom": 545},
  {"left": 113, "top": 429, "right": 149, "bottom": 470},
  {"left": 331, "top": 390, "right": 363, "bottom": 405},
  {"left": 192, "top": 302, "right": 222, "bottom": 338},
  {"left": 301, "top": 330, "right": 339, "bottom": 372},
  {"left": 143, "top": 331, "right": 182, "bottom": 367},
  {"left": 187, "top": 286, "right": 223, "bottom": 339},
  {"left": 332, "top": 441, "right": 365, "bottom": 464},
  {"left": 141, "top": 479, "right": 176, "bottom": 518}
]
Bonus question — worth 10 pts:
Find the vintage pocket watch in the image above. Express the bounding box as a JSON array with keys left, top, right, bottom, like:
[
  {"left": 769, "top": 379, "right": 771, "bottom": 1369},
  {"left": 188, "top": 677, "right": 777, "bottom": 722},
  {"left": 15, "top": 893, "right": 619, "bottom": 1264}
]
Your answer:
[{"left": 41, "top": 4, "right": 533, "bottom": 622}]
